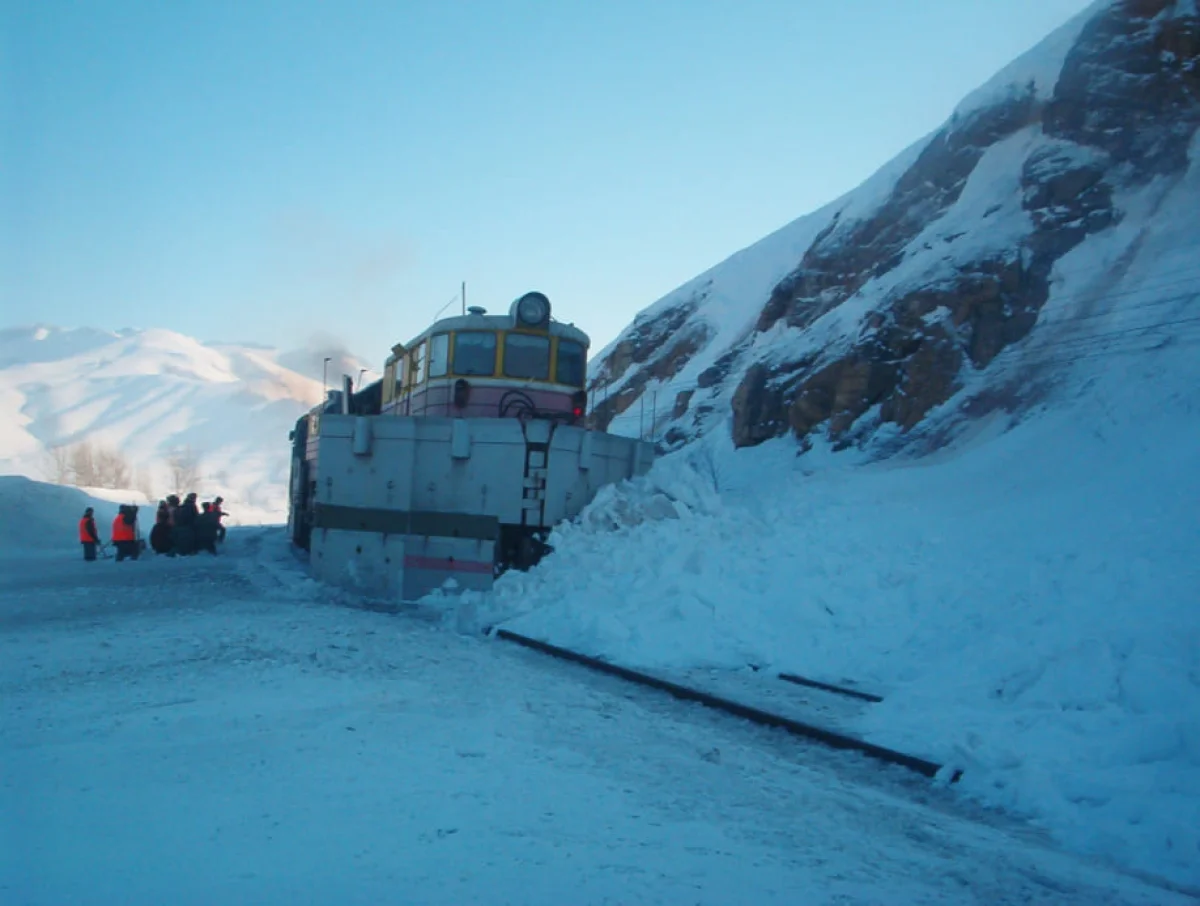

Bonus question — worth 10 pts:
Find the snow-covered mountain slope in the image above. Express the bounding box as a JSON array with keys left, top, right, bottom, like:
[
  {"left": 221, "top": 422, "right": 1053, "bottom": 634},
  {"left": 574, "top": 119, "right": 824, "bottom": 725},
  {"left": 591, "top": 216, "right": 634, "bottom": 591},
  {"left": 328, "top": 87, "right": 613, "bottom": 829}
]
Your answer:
[
  {"left": 421, "top": 0, "right": 1200, "bottom": 890},
  {"left": 0, "top": 325, "right": 369, "bottom": 522},
  {"left": 592, "top": 0, "right": 1200, "bottom": 454}
]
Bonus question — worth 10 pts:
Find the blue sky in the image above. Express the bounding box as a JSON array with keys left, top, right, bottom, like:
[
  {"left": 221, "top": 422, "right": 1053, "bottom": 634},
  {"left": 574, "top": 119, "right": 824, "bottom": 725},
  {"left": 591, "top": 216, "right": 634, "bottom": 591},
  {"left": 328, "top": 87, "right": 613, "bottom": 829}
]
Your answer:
[{"left": 2, "top": 0, "right": 1093, "bottom": 365}]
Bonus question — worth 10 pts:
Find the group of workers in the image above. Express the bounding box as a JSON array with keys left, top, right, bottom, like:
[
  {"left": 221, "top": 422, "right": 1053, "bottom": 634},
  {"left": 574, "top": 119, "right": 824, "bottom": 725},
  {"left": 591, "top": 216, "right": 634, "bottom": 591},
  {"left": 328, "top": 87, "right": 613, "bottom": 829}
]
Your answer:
[{"left": 78, "top": 493, "right": 228, "bottom": 561}]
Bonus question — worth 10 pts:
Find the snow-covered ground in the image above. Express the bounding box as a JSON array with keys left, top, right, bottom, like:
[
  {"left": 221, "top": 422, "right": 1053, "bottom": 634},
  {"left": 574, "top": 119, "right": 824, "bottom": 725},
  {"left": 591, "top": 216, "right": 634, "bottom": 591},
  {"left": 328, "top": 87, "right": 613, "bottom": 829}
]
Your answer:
[{"left": 0, "top": 528, "right": 1190, "bottom": 905}]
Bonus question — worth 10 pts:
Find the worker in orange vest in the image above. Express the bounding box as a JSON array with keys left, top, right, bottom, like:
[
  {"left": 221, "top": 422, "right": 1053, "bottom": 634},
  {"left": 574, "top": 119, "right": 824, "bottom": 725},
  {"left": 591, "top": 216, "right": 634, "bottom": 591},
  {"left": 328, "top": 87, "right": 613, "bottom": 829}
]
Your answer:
[
  {"left": 111, "top": 505, "right": 140, "bottom": 562},
  {"left": 79, "top": 507, "right": 100, "bottom": 561}
]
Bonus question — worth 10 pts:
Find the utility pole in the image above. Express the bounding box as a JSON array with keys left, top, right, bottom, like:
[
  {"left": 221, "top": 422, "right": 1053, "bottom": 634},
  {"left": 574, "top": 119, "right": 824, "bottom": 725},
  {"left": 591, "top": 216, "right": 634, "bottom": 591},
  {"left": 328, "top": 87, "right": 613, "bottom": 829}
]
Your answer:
[
  {"left": 461, "top": 280, "right": 466, "bottom": 316},
  {"left": 323, "top": 357, "right": 331, "bottom": 398}
]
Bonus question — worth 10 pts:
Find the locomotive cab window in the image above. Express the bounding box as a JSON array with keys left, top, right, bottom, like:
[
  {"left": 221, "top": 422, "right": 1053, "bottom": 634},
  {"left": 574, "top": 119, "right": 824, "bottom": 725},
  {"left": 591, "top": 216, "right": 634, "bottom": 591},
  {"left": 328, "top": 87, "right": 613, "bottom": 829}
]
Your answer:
[
  {"left": 555, "top": 339, "right": 585, "bottom": 387},
  {"left": 428, "top": 333, "right": 449, "bottom": 378},
  {"left": 453, "top": 331, "right": 497, "bottom": 376},
  {"left": 504, "top": 333, "right": 550, "bottom": 380},
  {"left": 410, "top": 341, "right": 425, "bottom": 385},
  {"left": 397, "top": 355, "right": 410, "bottom": 395},
  {"left": 382, "top": 362, "right": 396, "bottom": 404}
]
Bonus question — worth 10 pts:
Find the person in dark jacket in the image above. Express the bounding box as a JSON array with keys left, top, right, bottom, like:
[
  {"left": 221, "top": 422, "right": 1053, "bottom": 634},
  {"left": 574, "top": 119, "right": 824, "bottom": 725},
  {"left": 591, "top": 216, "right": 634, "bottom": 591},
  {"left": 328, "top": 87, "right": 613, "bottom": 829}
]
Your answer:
[
  {"left": 196, "top": 502, "right": 219, "bottom": 555},
  {"left": 150, "top": 500, "right": 173, "bottom": 555},
  {"left": 172, "top": 492, "right": 199, "bottom": 555},
  {"left": 79, "top": 507, "right": 100, "bottom": 561}
]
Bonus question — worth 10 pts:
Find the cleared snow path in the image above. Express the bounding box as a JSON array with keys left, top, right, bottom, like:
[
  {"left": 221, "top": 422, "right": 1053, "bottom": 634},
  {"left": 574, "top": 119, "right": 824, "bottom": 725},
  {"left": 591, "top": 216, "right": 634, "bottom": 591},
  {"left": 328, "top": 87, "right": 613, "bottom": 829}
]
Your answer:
[{"left": 0, "top": 532, "right": 1189, "bottom": 905}]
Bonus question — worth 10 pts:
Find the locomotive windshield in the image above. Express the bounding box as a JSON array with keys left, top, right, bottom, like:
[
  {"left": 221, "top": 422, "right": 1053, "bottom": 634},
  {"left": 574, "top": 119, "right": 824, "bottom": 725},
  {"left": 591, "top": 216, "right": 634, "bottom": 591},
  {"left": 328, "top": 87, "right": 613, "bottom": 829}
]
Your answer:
[
  {"left": 504, "top": 334, "right": 550, "bottom": 380},
  {"left": 453, "top": 331, "right": 497, "bottom": 375},
  {"left": 374, "top": 294, "right": 591, "bottom": 420},
  {"left": 556, "top": 340, "right": 585, "bottom": 386}
]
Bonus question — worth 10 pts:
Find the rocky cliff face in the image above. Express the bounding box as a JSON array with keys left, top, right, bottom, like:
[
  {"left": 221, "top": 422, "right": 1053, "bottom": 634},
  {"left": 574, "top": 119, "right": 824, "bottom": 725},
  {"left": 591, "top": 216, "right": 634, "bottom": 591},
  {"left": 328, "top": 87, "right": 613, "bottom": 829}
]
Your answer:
[{"left": 589, "top": 0, "right": 1200, "bottom": 453}]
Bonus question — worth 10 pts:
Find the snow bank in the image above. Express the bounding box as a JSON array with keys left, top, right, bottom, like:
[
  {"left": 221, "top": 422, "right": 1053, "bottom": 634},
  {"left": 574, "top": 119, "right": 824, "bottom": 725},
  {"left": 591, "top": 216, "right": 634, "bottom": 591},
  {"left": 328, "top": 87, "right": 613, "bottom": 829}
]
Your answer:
[
  {"left": 469, "top": 360, "right": 1199, "bottom": 886},
  {"left": 0, "top": 476, "right": 138, "bottom": 557}
]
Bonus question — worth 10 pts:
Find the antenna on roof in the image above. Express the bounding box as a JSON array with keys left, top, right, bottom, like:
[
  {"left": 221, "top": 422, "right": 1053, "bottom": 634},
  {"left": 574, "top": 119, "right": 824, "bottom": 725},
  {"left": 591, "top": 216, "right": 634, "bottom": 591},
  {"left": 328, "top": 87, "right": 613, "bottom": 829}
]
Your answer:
[
  {"left": 433, "top": 291, "right": 459, "bottom": 321},
  {"left": 461, "top": 280, "right": 466, "bottom": 316}
]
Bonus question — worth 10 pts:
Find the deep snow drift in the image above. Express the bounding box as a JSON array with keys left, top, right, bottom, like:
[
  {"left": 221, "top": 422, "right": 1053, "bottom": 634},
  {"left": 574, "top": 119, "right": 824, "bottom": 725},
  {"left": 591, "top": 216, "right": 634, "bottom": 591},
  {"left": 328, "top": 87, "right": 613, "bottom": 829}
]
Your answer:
[{"left": 459, "top": 303, "right": 1200, "bottom": 888}]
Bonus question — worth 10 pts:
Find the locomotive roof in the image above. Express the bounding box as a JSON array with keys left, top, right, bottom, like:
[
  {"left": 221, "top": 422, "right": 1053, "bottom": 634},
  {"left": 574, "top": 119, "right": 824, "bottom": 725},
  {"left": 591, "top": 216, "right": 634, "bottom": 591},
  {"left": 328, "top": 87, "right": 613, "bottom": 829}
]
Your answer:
[{"left": 402, "top": 310, "right": 590, "bottom": 348}]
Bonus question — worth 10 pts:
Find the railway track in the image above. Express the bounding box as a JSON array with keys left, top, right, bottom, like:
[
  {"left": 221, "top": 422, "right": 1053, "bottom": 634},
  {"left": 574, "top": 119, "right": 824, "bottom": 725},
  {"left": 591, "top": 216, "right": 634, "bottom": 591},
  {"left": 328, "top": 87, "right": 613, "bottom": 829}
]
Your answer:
[
  {"left": 492, "top": 627, "right": 961, "bottom": 783},
  {"left": 264, "top": 539, "right": 955, "bottom": 781}
]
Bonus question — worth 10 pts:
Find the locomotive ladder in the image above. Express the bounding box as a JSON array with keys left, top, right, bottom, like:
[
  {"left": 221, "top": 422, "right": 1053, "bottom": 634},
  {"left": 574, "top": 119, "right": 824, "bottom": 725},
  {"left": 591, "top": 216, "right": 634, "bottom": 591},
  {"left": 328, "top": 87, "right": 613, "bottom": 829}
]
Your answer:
[{"left": 520, "top": 439, "right": 549, "bottom": 528}]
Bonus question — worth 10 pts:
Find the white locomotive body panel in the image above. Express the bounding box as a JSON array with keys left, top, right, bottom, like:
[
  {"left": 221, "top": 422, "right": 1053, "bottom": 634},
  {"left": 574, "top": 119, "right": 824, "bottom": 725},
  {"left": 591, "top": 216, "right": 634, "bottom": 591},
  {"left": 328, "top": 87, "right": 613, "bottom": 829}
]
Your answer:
[{"left": 302, "top": 413, "right": 653, "bottom": 601}]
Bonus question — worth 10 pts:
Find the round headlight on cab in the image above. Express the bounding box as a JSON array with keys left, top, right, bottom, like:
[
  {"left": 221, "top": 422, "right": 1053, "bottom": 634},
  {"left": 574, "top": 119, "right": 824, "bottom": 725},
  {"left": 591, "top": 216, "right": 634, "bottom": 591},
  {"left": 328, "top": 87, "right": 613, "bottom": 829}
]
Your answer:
[{"left": 512, "top": 291, "right": 551, "bottom": 327}]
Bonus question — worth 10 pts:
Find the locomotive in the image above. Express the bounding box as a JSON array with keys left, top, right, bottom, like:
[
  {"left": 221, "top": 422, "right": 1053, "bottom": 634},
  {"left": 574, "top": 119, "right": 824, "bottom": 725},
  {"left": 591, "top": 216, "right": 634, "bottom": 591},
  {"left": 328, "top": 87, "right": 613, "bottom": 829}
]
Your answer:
[{"left": 287, "top": 291, "right": 655, "bottom": 601}]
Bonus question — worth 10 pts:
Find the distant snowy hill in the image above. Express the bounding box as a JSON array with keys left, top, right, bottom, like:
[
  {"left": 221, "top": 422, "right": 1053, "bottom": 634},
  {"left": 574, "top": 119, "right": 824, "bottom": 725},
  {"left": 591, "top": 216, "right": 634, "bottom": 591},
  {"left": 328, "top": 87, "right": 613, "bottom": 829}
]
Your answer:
[
  {"left": 592, "top": 0, "right": 1200, "bottom": 455},
  {"left": 0, "top": 325, "right": 370, "bottom": 522}
]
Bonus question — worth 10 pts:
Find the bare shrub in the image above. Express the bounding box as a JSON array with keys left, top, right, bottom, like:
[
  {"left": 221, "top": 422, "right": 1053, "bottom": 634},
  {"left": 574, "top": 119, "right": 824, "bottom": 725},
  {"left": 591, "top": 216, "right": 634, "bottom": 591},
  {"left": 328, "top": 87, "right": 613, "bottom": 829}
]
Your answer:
[
  {"left": 93, "top": 446, "right": 132, "bottom": 489},
  {"left": 70, "top": 442, "right": 98, "bottom": 487},
  {"left": 41, "top": 444, "right": 75, "bottom": 485},
  {"left": 166, "top": 445, "right": 203, "bottom": 494}
]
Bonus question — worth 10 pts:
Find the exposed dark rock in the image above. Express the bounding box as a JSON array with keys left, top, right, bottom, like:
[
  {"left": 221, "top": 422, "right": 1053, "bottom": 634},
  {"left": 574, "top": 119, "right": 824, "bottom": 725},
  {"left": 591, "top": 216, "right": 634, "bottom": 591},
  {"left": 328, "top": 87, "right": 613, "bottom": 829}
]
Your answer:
[
  {"left": 590, "top": 324, "right": 712, "bottom": 432},
  {"left": 757, "top": 90, "right": 1041, "bottom": 336},
  {"left": 787, "top": 354, "right": 899, "bottom": 440},
  {"left": 878, "top": 326, "right": 965, "bottom": 430},
  {"left": 723, "top": 0, "right": 1198, "bottom": 450},
  {"left": 1046, "top": 0, "right": 1200, "bottom": 177},
  {"left": 696, "top": 353, "right": 734, "bottom": 389},
  {"left": 659, "top": 426, "right": 693, "bottom": 450},
  {"left": 731, "top": 364, "right": 790, "bottom": 448},
  {"left": 593, "top": 292, "right": 705, "bottom": 387},
  {"left": 727, "top": 154, "right": 1118, "bottom": 450},
  {"left": 672, "top": 389, "right": 694, "bottom": 419}
]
